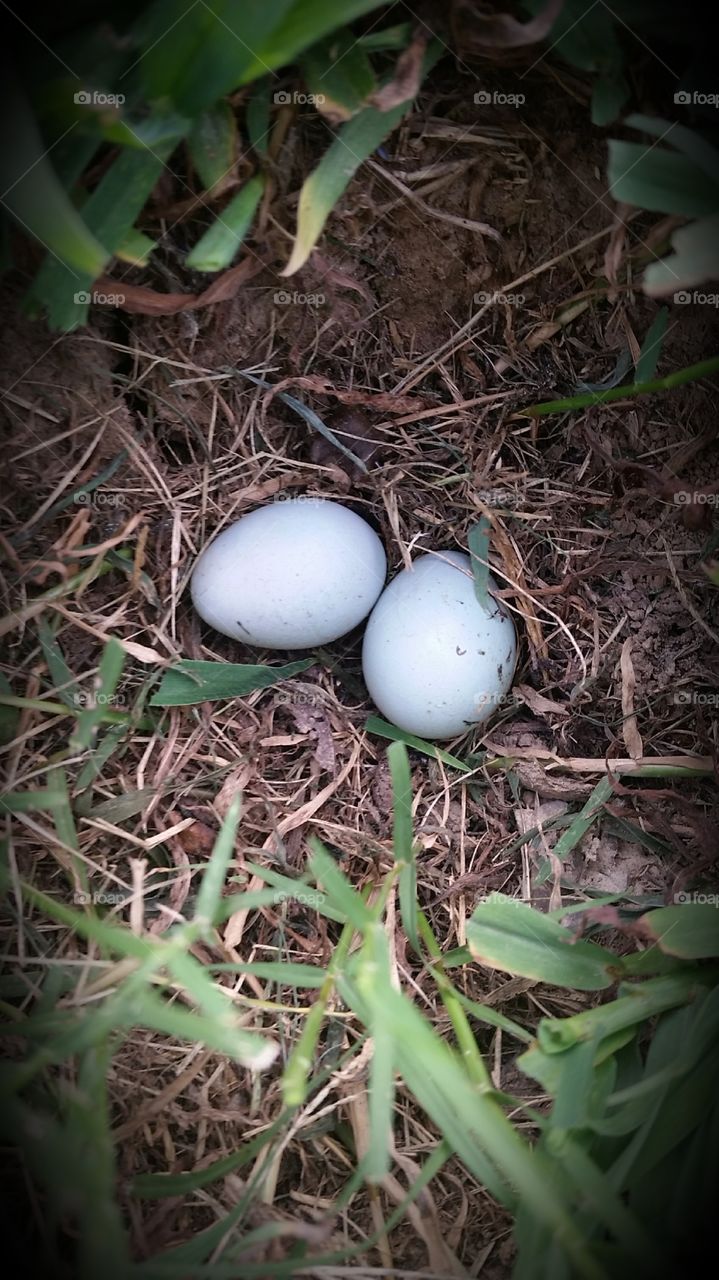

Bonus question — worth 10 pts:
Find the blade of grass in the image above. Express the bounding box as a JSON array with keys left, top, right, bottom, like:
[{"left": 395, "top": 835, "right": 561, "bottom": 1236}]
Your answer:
[
  {"left": 2, "top": 75, "right": 108, "bottom": 277},
  {"left": 387, "top": 740, "right": 419, "bottom": 953},
  {"left": 185, "top": 174, "right": 265, "bottom": 271},
  {"left": 536, "top": 775, "right": 614, "bottom": 884},
  {"left": 365, "top": 715, "right": 471, "bottom": 772},
  {"left": 282, "top": 917, "right": 354, "bottom": 1106},
  {"left": 36, "top": 617, "right": 79, "bottom": 707},
  {"left": 468, "top": 517, "right": 491, "bottom": 609},
  {"left": 635, "top": 307, "right": 669, "bottom": 383},
  {"left": 282, "top": 43, "right": 442, "bottom": 276},
  {"left": 70, "top": 638, "right": 126, "bottom": 751},
  {"left": 354, "top": 923, "right": 396, "bottom": 1181},
  {"left": 307, "top": 839, "right": 373, "bottom": 930},
  {"left": 188, "top": 101, "right": 238, "bottom": 190},
  {"left": 521, "top": 356, "right": 719, "bottom": 417},
  {"left": 150, "top": 658, "right": 312, "bottom": 706},
  {"left": 71, "top": 1041, "right": 133, "bottom": 1280},
  {"left": 192, "top": 795, "right": 241, "bottom": 930},
  {"left": 466, "top": 893, "right": 616, "bottom": 991}
]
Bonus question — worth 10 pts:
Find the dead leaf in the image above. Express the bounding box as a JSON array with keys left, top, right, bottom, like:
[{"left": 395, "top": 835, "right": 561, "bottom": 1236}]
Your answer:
[
  {"left": 264, "top": 375, "right": 427, "bottom": 415},
  {"left": 214, "top": 763, "right": 253, "bottom": 820},
  {"left": 93, "top": 254, "right": 269, "bottom": 316},
  {"left": 370, "top": 31, "right": 428, "bottom": 111},
  {"left": 619, "top": 638, "right": 643, "bottom": 760},
  {"left": 176, "top": 819, "right": 216, "bottom": 856},
  {"left": 459, "top": 0, "right": 565, "bottom": 48},
  {"left": 282, "top": 701, "right": 336, "bottom": 773},
  {"left": 311, "top": 254, "right": 374, "bottom": 302},
  {"left": 514, "top": 684, "right": 570, "bottom": 719}
]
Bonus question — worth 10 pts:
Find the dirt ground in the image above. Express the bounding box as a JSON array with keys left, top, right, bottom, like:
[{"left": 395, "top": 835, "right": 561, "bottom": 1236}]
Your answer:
[{"left": 2, "top": 51, "right": 718, "bottom": 1276}]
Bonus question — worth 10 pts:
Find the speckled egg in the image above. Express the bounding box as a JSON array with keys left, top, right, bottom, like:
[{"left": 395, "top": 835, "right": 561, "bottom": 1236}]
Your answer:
[
  {"left": 361, "top": 550, "right": 517, "bottom": 738},
  {"left": 191, "top": 499, "right": 386, "bottom": 648}
]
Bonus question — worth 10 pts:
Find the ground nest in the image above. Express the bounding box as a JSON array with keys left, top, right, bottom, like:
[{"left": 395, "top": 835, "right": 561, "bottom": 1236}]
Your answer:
[{"left": 1, "top": 54, "right": 718, "bottom": 1277}]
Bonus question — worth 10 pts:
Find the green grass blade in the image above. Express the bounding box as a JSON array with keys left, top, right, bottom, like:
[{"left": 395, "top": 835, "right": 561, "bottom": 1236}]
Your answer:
[
  {"left": 241, "top": 0, "right": 388, "bottom": 84},
  {"left": 282, "top": 918, "right": 354, "bottom": 1106},
  {"left": 71, "top": 1041, "right": 133, "bottom": 1279},
  {"left": 307, "top": 838, "right": 373, "bottom": 929},
  {"left": 302, "top": 35, "right": 376, "bottom": 120},
  {"left": 608, "top": 140, "right": 719, "bottom": 217},
  {"left": 636, "top": 904, "right": 719, "bottom": 959},
  {"left": 2, "top": 76, "right": 108, "bottom": 277},
  {"left": 188, "top": 100, "right": 238, "bottom": 190},
  {"left": 468, "top": 517, "right": 491, "bottom": 608},
  {"left": 115, "top": 227, "right": 157, "bottom": 265},
  {"left": 536, "top": 776, "right": 614, "bottom": 884},
  {"left": 131, "top": 1111, "right": 288, "bottom": 1197},
  {"left": 466, "top": 894, "right": 616, "bottom": 991},
  {"left": 193, "top": 795, "right": 241, "bottom": 929},
  {"left": 366, "top": 715, "right": 471, "bottom": 771},
  {"left": 185, "top": 174, "right": 265, "bottom": 271},
  {"left": 150, "top": 658, "right": 312, "bottom": 706},
  {"left": 70, "top": 637, "right": 126, "bottom": 751},
  {"left": 26, "top": 137, "right": 180, "bottom": 331},
  {"left": 36, "top": 617, "right": 79, "bottom": 707},
  {"left": 624, "top": 115, "right": 719, "bottom": 185},
  {"left": 161, "top": 949, "right": 276, "bottom": 1068},
  {"left": 521, "top": 356, "right": 719, "bottom": 417},
  {"left": 283, "top": 42, "right": 442, "bottom": 275},
  {"left": 239, "top": 861, "right": 344, "bottom": 923},
  {"left": 355, "top": 924, "right": 397, "bottom": 1180},
  {"left": 246, "top": 79, "right": 271, "bottom": 155},
  {"left": 387, "top": 741, "right": 418, "bottom": 953},
  {"left": 136, "top": 0, "right": 295, "bottom": 115},
  {"left": 419, "top": 912, "right": 494, "bottom": 1087},
  {"left": 635, "top": 307, "right": 668, "bottom": 383},
  {"left": 538, "top": 973, "right": 711, "bottom": 1053}
]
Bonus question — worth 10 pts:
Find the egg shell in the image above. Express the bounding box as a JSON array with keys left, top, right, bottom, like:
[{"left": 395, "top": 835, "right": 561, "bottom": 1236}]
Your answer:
[
  {"left": 362, "top": 550, "right": 517, "bottom": 739},
  {"left": 191, "top": 498, "right": 387, "bottom": 649}
]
